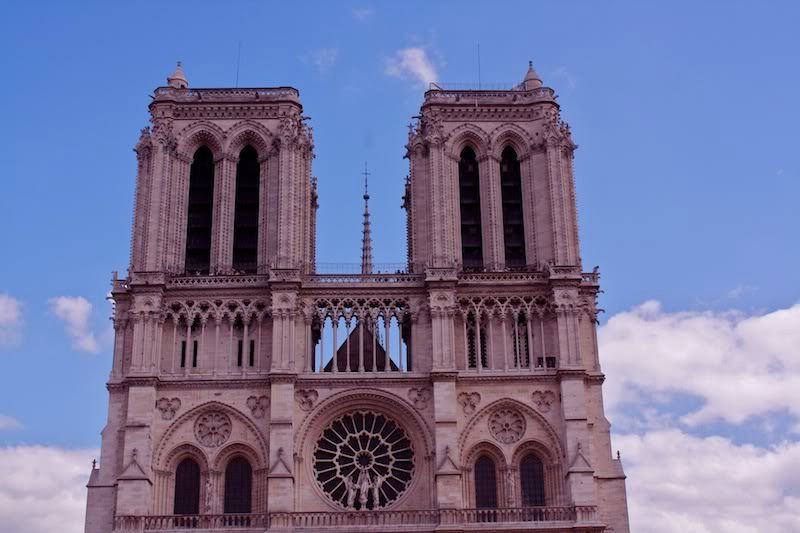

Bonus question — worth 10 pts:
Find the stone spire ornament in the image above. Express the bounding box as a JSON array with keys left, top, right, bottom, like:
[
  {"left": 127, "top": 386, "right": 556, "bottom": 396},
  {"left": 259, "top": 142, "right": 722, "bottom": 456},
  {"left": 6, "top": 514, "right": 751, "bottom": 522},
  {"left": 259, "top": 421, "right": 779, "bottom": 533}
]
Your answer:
[
  {"left": 521, "top": 60, "right": 543, "bottom": 90},
  {"left": 167, "top": 61, "right": 188, "bottom": 89},
  {"left": 360, "top": 162, "right": 374, "bottom": 275}
]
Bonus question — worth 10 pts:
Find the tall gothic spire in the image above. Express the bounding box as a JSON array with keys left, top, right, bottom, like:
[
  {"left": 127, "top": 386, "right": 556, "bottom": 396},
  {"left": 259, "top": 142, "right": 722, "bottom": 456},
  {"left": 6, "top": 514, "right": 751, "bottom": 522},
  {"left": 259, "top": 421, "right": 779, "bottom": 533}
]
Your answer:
[{"left": 360, "top": 162, "right": 374, "bottom": 275}]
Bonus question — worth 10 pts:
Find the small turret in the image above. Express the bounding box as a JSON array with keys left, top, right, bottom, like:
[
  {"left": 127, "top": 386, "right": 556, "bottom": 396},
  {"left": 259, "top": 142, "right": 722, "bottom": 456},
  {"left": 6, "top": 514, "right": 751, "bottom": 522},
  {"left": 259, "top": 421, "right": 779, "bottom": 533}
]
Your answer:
[
  {"left": 167, "top": 61, "right": 188, "bottom": 89},
  {"left": 521, "top": 60, "right": 542, "bottom": 90}
]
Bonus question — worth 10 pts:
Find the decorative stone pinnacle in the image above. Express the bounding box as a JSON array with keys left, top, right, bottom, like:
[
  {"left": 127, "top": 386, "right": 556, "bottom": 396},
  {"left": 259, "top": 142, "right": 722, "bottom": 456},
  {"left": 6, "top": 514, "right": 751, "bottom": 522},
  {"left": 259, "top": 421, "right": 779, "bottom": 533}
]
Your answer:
[
  {"left": 360, "top": 162, "right": 373, "bottom": 275},
  {"left": 167, "top": 61, "right": 188, "bottom": 89}
]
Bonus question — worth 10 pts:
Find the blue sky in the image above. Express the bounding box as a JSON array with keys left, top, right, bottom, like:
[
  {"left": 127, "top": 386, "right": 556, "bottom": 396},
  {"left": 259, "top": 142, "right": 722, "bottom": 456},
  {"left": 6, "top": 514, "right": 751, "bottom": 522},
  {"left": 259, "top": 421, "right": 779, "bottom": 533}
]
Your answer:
[{"left": 1, "top": 2, "right": 799, "bottom": 532}]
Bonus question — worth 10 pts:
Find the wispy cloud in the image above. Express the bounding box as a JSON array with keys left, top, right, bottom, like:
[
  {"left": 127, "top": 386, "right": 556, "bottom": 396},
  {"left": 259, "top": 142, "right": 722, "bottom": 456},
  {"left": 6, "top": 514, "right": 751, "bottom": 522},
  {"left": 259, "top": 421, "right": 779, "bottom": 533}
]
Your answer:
[
  {"left": 302, "top": 48, "right": 339, "bottom": 73},
  {"left": 49, "top": 296, "right": 100, "bottom": 353},
  {"left": 0, "top": 415, "right": 21, "bottom": 430},
  {"left": 0, "top": 293, "right": 21, "bottom": 348},
  {"left": 352, "top": 7, "right": 373, "bottom": 21},
  {"left": 552, "top": 66, "right": 576, "bottom": 89},
  {"left": 385, "top": 47, "right": 438, "bottom": 88},
  {"left": 727, "top": 284, "right": 756, "bottom": 299},
  {"left": 0, "top": 445, "right": 97, "bottom": 533},
  {"left": 600, "top": 300, "right": 800, "bottom": 426}
]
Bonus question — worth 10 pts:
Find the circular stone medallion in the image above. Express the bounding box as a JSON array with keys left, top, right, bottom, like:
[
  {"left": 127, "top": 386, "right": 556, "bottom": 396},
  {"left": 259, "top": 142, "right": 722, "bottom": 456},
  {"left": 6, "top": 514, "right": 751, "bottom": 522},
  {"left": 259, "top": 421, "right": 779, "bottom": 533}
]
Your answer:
[
  {"left": 194, "top": 412, "right": 232, "bottom": 448},
  {"left": 489, "top": 408, "right": 526, "bottom": 444}
]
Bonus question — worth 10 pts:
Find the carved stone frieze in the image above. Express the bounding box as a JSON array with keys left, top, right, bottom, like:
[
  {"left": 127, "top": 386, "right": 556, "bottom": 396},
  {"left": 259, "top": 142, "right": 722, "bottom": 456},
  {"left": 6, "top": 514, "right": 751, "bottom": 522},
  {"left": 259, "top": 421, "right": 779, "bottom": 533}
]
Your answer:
[
  {"left": 294, "top": 389, "right": 319, "bottom": 412},
  {"left": 489, "top": 408, "right": 526, "bottom": 444},
  {"left": 457, "top": 392, "right": 481, "bottom": 415},
  {"left": 155, "top": 397, "right": 181, "bottom": 420},
  {"left": 246, "top": 395, "right": 270, "bottom": 418},
  {"left": 407, "top": 387, "right": 432, "bottom": 410},
  {"left": 531, "top": 391, "right": 556, "bottom": 413},
  {"left": 194, "top": 412, "right": 232, "bottom": 448}
]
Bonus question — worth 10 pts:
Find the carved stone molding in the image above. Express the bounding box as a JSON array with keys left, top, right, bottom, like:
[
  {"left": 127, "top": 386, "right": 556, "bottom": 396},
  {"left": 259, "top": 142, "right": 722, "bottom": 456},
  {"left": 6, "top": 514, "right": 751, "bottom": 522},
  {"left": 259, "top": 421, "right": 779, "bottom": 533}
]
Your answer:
[
  {"left": 194, "top": 412, "right": 232, "bottom": 448},
  {"left": 407, "top": 387, "right": 432, "bottom": 410},
  {"left": 457, "top": 392, "right": 481, "bottom": 415},
  {"left": 155, "top": 397, "right": 181, "bottom": 420},
  {"left": 531, "top": 390, "right": 556, "bottom": 413},
  {"left": 246, "top": 395, "right": 270, "bottom": 418},
  {"left": 488, "top": 408, "right": 526, "bottom": 444},
  {"left": 294, "top": 389, "right": 319, "bottom": 412}
]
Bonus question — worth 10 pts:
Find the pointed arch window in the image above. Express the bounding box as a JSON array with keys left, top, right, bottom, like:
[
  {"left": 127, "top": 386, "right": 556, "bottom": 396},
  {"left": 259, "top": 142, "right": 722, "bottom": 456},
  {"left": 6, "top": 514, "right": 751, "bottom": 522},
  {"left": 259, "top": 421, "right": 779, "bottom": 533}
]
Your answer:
[
  {"left": 520, "top": 453, "right": 546, "bottom": 506},
  {"left": 500, "top": 146, "right": 526, "bottom": 268},
  {"left": 459, "top": 147, "right": 483, "bottom": 270},
  {"left": 185, "top": 146, "right": 215, "bottom": 274},
  {"left": 174, "top": 458, "right": 200, "bottom": 515},
  {"left": 474, "top": 455, "right": 498, "bottom": 508},
  {"left": 232, "top": 146, "right": 260, "bottom": 273},
  {"left": 224, "top": 457, "right": 253, "bottom": 514}
]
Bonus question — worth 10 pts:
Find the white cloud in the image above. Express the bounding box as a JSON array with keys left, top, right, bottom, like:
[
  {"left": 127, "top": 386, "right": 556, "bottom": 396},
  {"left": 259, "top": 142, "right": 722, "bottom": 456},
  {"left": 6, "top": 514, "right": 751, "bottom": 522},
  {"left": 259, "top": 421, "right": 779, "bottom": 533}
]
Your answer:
[
  {"left": 552, "top": 66, "right": 577, "bottom": 89},
  {"left": 726, "top": 284, "right": 756, "bottom": 299},
  {"left": 352, "top": 7, "right": 373, "bottom": 21},
  {"left": 0, "top": 415, "right": 21, "bottom": 430},
  {"left": 385, "top": 47, "right": 438, "bottom": 87},
  {"left": 616, "top": 429, "right": 800, "bottom": 533},
  {"left": 0, "top": 446, "right": 97, "bottom": 533},
  {"left": 599, "top": 301, "right": 800, "bottom": 426},
  {"left": 0, "top": 293, "right": 22, "bottom": 347},
  {"left": 302, "top": 48, "right": 339, "bottom": 73},
  {"left": 49, "top": 296, "right": 100, "bottom": 353}
]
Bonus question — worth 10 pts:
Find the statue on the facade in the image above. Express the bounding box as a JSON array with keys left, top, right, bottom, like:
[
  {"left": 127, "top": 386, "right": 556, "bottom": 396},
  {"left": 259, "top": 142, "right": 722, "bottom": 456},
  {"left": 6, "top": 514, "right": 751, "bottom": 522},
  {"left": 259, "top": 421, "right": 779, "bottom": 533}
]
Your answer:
[
  {"left": 371, "top": 473, "right": 386, "bottom": 507},
  {"left": 204, "top": 478, "right": 213, "bottom": 513},
  {"left": 356, "top": 469, "right": 371, "bottom": 508},
  {"left": 343, "top": 474, "right": 358, "bottom": 509}
]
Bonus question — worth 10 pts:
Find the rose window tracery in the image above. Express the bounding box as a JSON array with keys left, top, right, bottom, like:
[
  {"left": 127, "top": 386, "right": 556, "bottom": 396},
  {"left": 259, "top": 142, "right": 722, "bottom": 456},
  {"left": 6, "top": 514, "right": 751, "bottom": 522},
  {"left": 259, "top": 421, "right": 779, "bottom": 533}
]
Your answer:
[
  {"left": 194, "top": 412, "right": 232, "bottom": 448},
  {"left": 489, "top": 408, "right": 526, "bottom": 444},
  {"left": 313, "top": 411, "right": 414, "bottom": 510}
]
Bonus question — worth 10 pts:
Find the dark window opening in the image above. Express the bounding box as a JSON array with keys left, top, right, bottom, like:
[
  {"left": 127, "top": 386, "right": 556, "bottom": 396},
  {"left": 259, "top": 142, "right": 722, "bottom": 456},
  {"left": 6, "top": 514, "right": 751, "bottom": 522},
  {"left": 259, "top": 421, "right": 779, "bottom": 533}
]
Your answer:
[
  {"left": 536, "top": 356, "right": 558, "bottom": 369},
  {"left": 248, "top": 339, "right": 255, "bottom": 367},
  {"left": 500, "top": 146, "right": 526, "bottom": 268},
  {"left": 224, "top": 457, "right": 253, "bottom": 514},
  {"left": 192, "top": 340, "right": 198, "bottom": 368},
  {"left": 232, "top": 146, "right": 260, "bottom": 274},
  {"left": 475, "top": 455, "right": 498, "bottom": 509},
  {"left": 520, "top": 454, "right": 546, "bottom": 506},
  {"left": 180, "top": 340, "right": 187, "bottom": 368},
  {"left": 174, "top": 458, "right": 200, "bottom": 515},
  {"left": 237, "top": 340, "right": 243, "bottom": 367},
  {"left": 185, "top": 146, "right": 215, "bottom": 274},
  {"left": 459, "top": 147, "right": 483, "bottom": 270},
  {"left": 466, "top": 314, "right": 488, "bottom": 369}
]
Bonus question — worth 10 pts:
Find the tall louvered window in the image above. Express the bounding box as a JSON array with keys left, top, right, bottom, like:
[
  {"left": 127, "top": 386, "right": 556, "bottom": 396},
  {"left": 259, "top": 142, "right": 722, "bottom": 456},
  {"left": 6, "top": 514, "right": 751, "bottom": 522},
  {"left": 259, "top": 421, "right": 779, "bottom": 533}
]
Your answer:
[
  {"left": 459, "top": 147, "right": 483, "bottom": 270},
  {"left": 173, "top": 458, "right": 200, "bottom": 515},
  {"left": 520, "top": 454, "right": 546, "bottom": 506},
  {"left": 500, "top": 146, "right": 526, "bottom": 268},
  {"left": 185, "top": 146, "right": 215, "bottom": 274},
  {"left": 224, "top": 457, "right": 253, "bottom": 514},
  {"left": 232, "top": 146, "right": 259, "bottom": 273},
  {"left": 475, "top": 455, "right": 498, "bottom": 508}
]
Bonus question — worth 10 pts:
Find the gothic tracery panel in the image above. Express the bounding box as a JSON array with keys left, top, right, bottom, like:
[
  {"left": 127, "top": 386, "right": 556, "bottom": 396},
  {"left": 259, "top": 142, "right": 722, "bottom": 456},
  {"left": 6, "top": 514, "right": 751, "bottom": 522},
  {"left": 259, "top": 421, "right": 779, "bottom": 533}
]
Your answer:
[{"left": 312, "top": 410, "right": 415, "bottom": 510}]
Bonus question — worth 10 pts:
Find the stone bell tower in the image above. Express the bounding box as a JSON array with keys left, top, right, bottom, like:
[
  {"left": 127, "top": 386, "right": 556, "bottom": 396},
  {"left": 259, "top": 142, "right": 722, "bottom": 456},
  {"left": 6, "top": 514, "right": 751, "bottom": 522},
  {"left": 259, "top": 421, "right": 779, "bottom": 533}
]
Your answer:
[{"left": 85, "top": 61, "right": 628, "bottom": 533}]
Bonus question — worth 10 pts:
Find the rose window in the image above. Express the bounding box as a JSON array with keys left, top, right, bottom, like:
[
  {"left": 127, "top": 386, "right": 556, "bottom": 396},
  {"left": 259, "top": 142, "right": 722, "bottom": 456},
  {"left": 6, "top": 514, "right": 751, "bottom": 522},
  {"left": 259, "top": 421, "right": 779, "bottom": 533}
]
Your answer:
[
  {"left": 194, "top": 412, "right": 232, "bottom": 448},
  {"left": 313, "top": 411, "right": 414, "bottom": 510},
  {"left": 489, "top": 408, "right": 526, "bottom": 444}
]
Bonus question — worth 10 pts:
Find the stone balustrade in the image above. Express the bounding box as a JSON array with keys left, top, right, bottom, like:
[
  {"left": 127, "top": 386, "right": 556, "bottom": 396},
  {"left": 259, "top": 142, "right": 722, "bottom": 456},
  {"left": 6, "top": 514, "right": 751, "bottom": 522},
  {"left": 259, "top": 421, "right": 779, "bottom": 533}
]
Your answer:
[{"left": 113, "top": 505, "right": 601, "bottom": 531}]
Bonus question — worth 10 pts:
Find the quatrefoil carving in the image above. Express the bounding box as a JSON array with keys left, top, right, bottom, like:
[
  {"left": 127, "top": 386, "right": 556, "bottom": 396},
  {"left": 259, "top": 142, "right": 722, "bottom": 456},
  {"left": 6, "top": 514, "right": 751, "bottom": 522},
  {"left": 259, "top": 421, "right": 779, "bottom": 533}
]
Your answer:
[
  {"left": 246, "top": 395, "right": 270, "bottom": 418},
  {"left": 155, "top": 397, "right": 181, "bottom": 420}
]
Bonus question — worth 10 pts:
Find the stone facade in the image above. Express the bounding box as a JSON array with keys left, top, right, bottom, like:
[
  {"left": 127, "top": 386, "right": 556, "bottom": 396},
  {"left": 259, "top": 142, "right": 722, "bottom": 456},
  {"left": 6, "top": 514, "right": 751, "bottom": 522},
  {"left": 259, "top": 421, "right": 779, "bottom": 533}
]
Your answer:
[{"left": 85, "top": 62, "right": 630, "bottom": 532}]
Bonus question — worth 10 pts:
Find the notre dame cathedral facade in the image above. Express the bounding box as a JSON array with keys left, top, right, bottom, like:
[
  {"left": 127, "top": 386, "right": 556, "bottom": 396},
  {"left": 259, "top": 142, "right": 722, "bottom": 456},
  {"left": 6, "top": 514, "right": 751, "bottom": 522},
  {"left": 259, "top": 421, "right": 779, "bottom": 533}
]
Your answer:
[{"left": 84, "top": 62, "right": 630, "bottom": 533}]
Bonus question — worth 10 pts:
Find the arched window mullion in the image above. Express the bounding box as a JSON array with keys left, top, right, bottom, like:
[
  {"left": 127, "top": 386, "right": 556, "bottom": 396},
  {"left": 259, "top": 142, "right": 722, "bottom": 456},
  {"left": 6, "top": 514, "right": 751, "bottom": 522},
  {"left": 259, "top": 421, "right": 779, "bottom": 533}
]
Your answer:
[
  {"left": 500, "top": 146, "right": 526, "bottom": 268},
  {"left": 185, "top": 146, "right": 215, "bottom": 274},
  {"left": 459, "top": 147, "right": 484, "bottom": 271},
  {"left": 232, "top": 146, "right": 260, "bottom": 274}
]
